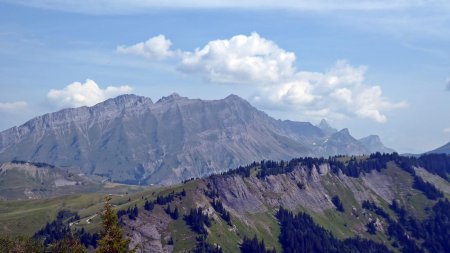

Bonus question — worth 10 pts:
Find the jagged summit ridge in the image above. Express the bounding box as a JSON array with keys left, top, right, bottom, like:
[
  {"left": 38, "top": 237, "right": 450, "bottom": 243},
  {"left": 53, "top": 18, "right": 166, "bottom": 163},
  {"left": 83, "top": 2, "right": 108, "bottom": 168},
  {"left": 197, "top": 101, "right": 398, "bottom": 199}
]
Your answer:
[{"left": 156, "top": 92, "right": 186, "bottom": 103}]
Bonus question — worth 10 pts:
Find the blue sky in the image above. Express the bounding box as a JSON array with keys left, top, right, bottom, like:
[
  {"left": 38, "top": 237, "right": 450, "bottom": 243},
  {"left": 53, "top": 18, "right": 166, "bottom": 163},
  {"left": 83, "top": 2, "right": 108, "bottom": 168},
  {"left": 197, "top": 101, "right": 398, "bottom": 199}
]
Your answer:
[{"left": 0, "top": 0, "right": 449, "bottom": 153}]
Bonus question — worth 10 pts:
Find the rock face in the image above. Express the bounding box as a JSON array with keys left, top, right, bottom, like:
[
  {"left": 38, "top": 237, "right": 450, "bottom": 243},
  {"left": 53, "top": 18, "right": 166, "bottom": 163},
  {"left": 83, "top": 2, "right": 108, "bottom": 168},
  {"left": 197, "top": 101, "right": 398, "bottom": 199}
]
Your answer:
[
  {"left": 0, "top": 94, "right": 393, "bottom": 185},
  {"left": 359, "top": 135, "right": 395, "bottom": 154},
  {"left": 124, "top": 211, "right": 173, "bottom": 253},
  {"left": 427, "top": 141, "right": 450, "bottom": 154},
  {"left": 208, "top": 162, "right": 421, "bottom": 218},
  {"left": 212, "top": 165, "right": 334, "bottom": 214}
]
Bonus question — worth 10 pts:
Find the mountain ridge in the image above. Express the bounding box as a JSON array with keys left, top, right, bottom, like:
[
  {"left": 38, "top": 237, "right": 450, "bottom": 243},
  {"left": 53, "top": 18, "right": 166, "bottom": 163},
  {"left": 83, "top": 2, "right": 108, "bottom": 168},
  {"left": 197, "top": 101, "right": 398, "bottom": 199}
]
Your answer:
[{"left": 0, "top": 94, "right": 394, "bottom": 185}]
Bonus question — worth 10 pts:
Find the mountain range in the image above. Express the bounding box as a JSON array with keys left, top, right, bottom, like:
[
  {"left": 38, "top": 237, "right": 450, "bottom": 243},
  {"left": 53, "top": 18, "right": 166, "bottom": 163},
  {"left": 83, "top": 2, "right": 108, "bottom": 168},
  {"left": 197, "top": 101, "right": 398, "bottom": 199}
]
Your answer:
[{"left": 0, "top": 94, "right": 394, "bottom": 185}]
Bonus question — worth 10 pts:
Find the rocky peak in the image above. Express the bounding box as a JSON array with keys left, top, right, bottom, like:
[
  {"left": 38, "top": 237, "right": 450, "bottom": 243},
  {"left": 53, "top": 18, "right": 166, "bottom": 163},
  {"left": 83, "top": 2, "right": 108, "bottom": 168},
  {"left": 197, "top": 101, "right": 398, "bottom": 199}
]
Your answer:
[
  {"left": 223, "top": 94, "right": 253, "bottom": 106},
  {"left": 359, "top": 135, "right": 395, "bottom": 154},
  {"left": 336, "top": 128, "right": 350, "bottom": 136},
  {"left": 360, "top": 135, "right": 381, "bottom": 144},
  {"left": 318, "top": 119, "right": 330, "bottom": 128},
  {"left": 224, "top": 94, "right": 244, "bottom": 101},
  {"left": 156, "top": 92, "right": 186, "bottom": 103},
  {"left": 317, "top": 119, "right": 338, "bottom": 136}
]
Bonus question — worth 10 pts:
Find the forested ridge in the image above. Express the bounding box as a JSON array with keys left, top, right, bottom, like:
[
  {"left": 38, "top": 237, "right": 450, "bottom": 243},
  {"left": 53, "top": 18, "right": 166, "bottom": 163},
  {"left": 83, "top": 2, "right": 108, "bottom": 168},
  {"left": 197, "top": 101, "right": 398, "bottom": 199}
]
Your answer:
[{"left": 1, "top": 152, "right": 449, "bottom": 252}]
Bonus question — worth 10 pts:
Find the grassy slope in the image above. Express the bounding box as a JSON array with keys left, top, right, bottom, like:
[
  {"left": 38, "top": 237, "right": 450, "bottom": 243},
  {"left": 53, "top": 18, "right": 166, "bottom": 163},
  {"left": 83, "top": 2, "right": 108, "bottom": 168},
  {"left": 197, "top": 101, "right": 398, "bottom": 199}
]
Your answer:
[{"left": 0, "top": 163, "right": 447, "bottom": 252}]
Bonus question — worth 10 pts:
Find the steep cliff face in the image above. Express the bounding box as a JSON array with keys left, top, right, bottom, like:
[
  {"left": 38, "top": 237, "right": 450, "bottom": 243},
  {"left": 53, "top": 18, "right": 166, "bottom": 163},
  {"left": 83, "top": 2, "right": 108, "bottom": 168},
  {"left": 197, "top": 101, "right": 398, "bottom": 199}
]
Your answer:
[
  {"left": 0, "top": 94, "right": 392, "bottom": 185},
  {"left": 209, "top": 163, "right": 407, "bottom": 216},
  {"left": 212, "top": 165, "right": 334, "bottom": 214}
]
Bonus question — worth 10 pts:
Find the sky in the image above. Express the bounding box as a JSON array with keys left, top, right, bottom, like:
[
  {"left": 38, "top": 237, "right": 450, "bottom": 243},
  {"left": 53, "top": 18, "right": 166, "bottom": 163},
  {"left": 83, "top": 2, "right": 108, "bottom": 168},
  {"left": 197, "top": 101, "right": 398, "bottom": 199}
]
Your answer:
[{"left": 0, "top": 0, "right": 449, "bottom": 153}]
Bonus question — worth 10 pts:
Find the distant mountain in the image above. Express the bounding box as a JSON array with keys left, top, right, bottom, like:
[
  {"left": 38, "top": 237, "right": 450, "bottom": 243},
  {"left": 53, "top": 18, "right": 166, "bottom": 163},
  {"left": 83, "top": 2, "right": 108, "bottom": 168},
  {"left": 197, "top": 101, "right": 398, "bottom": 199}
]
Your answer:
[
  {"left": 316, "top": 119, "right": 338, "bottom": 136},
  {"left": 0, "top": 94, "right": 392, "bottom": 185},
  {"left": 359, "top": 135, "right": 395, "bottom": 154},
  {"left": 427, "top": 141, "right": 450, "bottom": 154},
  {"left": 315, "top": 128, "right": 369, "bottom": 155},
  {"left": 0, "top": 161, "right": 99, "bottom": 200}
]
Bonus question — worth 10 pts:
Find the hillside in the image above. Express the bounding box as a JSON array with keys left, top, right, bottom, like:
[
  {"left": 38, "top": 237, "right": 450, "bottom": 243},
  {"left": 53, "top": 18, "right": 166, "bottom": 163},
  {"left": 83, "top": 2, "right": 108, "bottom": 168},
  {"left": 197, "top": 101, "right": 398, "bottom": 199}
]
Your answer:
[
  {"left": 0, "top": 161, "right": 146, "bottom": 200},
  {"left": 0, "top": 94, "right": 393, "bottom": 185},
  {"left": 428, "top": 141, "right": 450, "bottom": 154},
  {"left": 0, "top": 161, "right": 101, "bottom": 200},
  {"left": 1, "top": 153, "right": 448, "bottom": 252}
]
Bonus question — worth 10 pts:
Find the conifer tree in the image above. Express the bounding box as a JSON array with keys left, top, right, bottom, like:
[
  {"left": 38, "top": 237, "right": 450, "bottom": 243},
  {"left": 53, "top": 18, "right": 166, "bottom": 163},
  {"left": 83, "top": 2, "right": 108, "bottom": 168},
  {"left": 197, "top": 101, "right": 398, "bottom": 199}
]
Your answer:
[
  {"left": 50, "top": 237, "right": 87, "bottom": 253},
  {"left": 97, "top": 196, "right": 130, "bottom": 253}
]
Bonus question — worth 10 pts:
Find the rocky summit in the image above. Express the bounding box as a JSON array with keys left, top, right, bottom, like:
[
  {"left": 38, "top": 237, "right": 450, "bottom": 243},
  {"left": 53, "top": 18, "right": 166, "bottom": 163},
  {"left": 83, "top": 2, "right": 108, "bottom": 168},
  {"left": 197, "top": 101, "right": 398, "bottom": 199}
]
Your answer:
[{"left": 0, "top": 94, "right": 393, "bottom": 185}]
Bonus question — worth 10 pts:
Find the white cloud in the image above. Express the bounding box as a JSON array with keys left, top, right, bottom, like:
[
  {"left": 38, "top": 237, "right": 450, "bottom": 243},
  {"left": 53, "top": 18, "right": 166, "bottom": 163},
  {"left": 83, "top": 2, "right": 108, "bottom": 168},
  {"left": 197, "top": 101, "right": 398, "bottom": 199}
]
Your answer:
[
  {"left": 47, "top": 79, "right": 133, "bottom": 108},
  {"left": 444, "top": 128, "right": 450, "bottom": 133},
  {"left": 117, "top": 35, "right": 175, "bottom": 60},
  {"left": 331, "top": 88, "right": 352, "bottom": 104},
  {"left": 178, "top": 33, "right": 296, "bottom": 84},
  {"left": 252, "top": 60, "right": 406, "bottom": 123},
  {"left": 446, "top": 78, "right": 450, "bottom": 91},
  {"left": 117, "top": 33, "right": 295, "bottom": 84},
  {"left": 0, "top": 101, "right": 28, "bottom": 111},
  {"left": 119, "top": 33, "right": 406, "bottom": 123}
]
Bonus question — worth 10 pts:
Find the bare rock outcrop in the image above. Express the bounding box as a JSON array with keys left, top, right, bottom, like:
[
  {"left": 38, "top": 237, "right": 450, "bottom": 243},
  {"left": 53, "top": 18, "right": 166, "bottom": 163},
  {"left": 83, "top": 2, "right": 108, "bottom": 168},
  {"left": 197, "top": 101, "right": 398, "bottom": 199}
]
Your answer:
[{"left": 123, "top": 211, "right": 173, "bottom": 253}]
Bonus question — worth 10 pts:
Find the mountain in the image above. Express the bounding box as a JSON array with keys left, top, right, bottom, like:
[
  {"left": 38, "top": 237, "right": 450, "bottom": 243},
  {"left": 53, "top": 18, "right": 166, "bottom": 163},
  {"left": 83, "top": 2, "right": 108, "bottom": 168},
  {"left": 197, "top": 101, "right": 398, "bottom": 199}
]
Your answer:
[
  {"left": 428, "top": 141, "right": 450, "bottom": 154},
  {"left": 317, "top": 128, "right": 369, "bottom": 155},
  {"left": 359, "top": 135, "right": 395, "bottom": 154},
  {"left": 0, "top": 94, "right": 391, "bottom": 185}
]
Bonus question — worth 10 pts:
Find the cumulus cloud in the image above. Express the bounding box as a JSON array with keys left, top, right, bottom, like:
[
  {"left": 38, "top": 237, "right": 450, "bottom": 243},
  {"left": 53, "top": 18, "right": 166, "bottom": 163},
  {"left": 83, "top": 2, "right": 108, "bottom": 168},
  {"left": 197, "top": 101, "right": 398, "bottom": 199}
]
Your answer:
[
  {"left": 117, "top": 35, "right": 175, "bottom": 60},
  {"left": 0, "top": 101, "right": 28, "bottom": 112},
  {"left": 254, "top": 60, "right": 406, "bottom": 123},
  {"left": 179, "top": 33, "right": 295, "bottom": 84},
  {"left": 47, "top": 79, "right": 133, "bottom": 108},
  {"left": 118, "top": 33, "right": 295, "bottom": 84},
  {"left": 119, "top": 33, "right": 406, "bottom": 123}
]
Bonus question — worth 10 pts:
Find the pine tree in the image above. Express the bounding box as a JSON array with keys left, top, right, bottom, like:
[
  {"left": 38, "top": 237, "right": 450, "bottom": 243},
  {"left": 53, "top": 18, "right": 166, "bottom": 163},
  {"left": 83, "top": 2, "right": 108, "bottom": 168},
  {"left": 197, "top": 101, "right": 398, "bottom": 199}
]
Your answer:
[
  {"left": 172, "top": 207, "right": 179, "bottom": 220},
  {"left": 331, "top": 195, "right": 345, "bottom": 212},
  {"left": 97, "top": 196, "right": 130, "bottom": 253},
  {"left": 0, "top": 235, "right": 44, "bottom": 253},
  {"left": 49, "top": 237, "right": 87, "bottom": 253}
]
